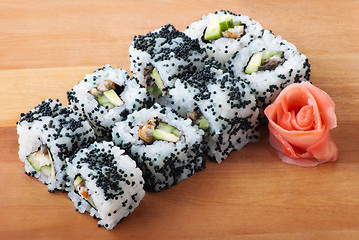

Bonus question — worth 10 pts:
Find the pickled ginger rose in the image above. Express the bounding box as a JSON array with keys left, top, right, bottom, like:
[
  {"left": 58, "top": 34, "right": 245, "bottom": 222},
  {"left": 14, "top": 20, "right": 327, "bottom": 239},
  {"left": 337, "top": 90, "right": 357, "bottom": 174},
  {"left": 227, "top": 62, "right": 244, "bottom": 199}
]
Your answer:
[{"left": 264, "top": 82, "right": 338, "bottom": 167}]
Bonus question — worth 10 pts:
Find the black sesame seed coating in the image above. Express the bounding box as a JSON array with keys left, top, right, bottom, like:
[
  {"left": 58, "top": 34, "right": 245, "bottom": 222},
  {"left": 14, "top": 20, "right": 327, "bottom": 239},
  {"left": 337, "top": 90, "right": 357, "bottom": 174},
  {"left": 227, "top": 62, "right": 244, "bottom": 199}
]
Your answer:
[
  {"left": 66, "top": 141, "right": 145, "bottom": 230},
  {"left": 17, "top": 98, "right": 96, "bottom": 192},
  {"left": 67, "top": 141, "right": 143, "bottom": 201},
  {"left": 112, "top": 104, "right": 205, "bottom": 192},
  {"left": 18, "top": 98, "right": 71, "bottom": 124},
  {"left": 132, "top": 24, "right": 204, "bottom": 62},
  {"left": 130, "top": 24, "right": 208, "bottom": 91},
  {"left": 163, "top": 65, "right": 259, "bottom": 163},
  {"left": 224, "top": 29, "right": 311, "bottom": 124},
  {"left": 67, "top": 65, "right": 154, "bottom": 141}
]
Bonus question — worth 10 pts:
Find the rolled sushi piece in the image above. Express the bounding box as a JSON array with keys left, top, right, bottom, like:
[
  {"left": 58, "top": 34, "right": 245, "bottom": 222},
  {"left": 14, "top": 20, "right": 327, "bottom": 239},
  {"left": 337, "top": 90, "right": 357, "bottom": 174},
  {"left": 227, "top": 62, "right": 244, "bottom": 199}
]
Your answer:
[
  {"left": 165, "top": 66, "right": 260, "bottom": 163},
  {"left": 112, "top": 103, "right": 205, "bottom": 192},
  {"left": 129, "top": 24, "right": 208, "bottom": 99},
  {"left": 17, "top": 98, "right": 96, "bottom": 192},
  {"left": 225, "top": 30, "right": 311, "bottom": 122},
  {"left": 67, "top": 64, "right": 153, "bottom": 140},
  {"left": 184, "top": 10, "right": 264, "bottom": 66},
  {"left": 66, "top": 141, "right": 145, "bottom": 230}
]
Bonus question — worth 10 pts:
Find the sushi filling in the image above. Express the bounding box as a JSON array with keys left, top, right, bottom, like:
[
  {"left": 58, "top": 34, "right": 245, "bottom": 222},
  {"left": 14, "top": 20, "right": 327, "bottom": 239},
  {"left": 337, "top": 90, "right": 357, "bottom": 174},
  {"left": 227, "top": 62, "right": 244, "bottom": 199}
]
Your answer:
[
  {"left": 74, "top": 175, "right": 97, "bottom": 210},
  {"left": 138, "top": 118, "right": 182, "bottom": 144},
  {"left": 186, "top": 108, "right": 210, "bottom": 135},
  {"left": 204, "top": 15, "right": 244, "bottom": 41},
  {"left": 89, "top": 80, "right": 124, "bottom": 109},
  {"left": 144, "top": 64, "right": 166, "bottom": 97},
  {"left": 221, "top": 25, "right": 244, "bottom": 39},
  {"left": 245, "top": 50, "right": 284, "bottom": 74},
  {"left": 26, "top": 145, "right": 56, "bottom": 180}
]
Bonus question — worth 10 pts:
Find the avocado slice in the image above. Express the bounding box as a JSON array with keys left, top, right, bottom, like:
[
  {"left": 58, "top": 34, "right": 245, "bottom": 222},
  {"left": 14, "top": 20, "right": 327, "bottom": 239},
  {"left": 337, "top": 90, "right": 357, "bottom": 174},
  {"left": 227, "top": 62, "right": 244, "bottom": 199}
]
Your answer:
[
  {"left": 156, "top": 122, "right": 175, "bottom": 132},
  {"left": 97, "top": 94, "right": 110, "bottom": 104},
  {"left": 27, "top": 153, "right": 43, "bottom": 171},
  {"left": 103, "top": 102, "right": 116, "bottom": 108},
  {"left": 41, "top": 165, "right": 55, "bottom": 180},
  {"left": 199, "top": 116, "right": 210, "bottom": 130},
  {"left": 97, "top": 93, "right": 115, "bottom": 108},
  {"left": 74, "top": 175, "right": 83, "bottom": 187},
  {"left": 26, "top": 147, "right": 55, "bottom": 180},
  {"left": 170, "top": 128, "right": 181, "bottom": 138},
  {"left": 219, "top": 16, "right": 229, "bottom": 32},
  {"left": 147, "top": 84, "right": 161, "bottom": 98},
  {"left": 245, "top": 52, "right": 263, "bottom": 74},
  {"left": 261, "top": 50, "right": 283, "bottom": 61},
  {"left": 153, "top": 129, "right": 180, "bottom": 142},
  {"left": 156, "top": 122, "right": 182, "bottom": 137},
  {"left": 227, "top": 18, "right": 235, "bottom": 28},
  {"left": 103, "top": 89, "right": 124, "bottom": 106},
  {"left": 219, "top": 21, "right": 228, "bottom": 32},
  {"left": 204, "top": 17, "right": 222, "bottom": 41},
  {"left": 150, "top": 68, "right": 166, "bottom": 96},
  {"left": 45, "top": 149, "right": 56, "bottom": 180},
  {"left": 219, "top": 15, "right": 234, "bottom": 31}
]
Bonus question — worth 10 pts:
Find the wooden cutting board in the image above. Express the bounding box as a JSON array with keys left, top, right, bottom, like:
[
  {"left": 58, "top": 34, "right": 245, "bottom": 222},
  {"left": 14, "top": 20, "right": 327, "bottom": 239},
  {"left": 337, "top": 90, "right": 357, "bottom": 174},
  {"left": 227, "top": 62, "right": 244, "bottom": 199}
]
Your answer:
[{"left": 1, "top": 1, "right": 359, "bottom": 239}]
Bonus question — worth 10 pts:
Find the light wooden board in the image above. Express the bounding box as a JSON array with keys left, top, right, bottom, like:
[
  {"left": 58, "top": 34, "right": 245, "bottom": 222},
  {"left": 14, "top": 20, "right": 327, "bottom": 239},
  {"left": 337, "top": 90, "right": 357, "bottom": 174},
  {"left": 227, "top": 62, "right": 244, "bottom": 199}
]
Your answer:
[{"left": 1, "top": 0, "right": 359, "bottom": 239}]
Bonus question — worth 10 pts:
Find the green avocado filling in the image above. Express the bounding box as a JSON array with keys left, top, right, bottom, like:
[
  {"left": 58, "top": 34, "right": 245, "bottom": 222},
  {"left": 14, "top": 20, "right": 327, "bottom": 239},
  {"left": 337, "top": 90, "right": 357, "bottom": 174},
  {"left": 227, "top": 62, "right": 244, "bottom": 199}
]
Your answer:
[
  {"left": 26, "top": 145, "right": 56, "bottom": 180},
  {"left": 199, "top": 116, "right": 210, "bottom": 131},
  {"left": 89, "top": 80, "right": 124, "bottom": 109},
  {"left": 146, "top": 67, "right": 166, "bottom": 97},
  {"left": 138, "top": 118, "right": 182, "bottom": 144},
  {"left": 204, "top": 15, "right": 243, "bottom": 41},
  {"left": 97, "top": 89, "right": 124, "bottom": 108},
  {"left": 245, "top": 50, "right": 284, "bottom": 74},
  {"left": 186, "top": 109, "right": 210, "bottom": 136}
]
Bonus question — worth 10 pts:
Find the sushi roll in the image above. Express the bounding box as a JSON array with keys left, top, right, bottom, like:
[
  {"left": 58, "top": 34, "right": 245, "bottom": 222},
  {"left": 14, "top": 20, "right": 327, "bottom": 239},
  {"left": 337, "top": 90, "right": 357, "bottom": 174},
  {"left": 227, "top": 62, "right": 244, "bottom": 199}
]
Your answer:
[
  {"left": 184, "top": 10, "right": 264, "bottom": 66},
  {"left": 17, "top": 98, "right": 96, "bottom": 192},
  {"left": 66, "top": 141, "right": 145, "bottom": 230},
  {"left": 225, "top": 30, "right": 311, "bottom": 122},
  {"left": 129, "top": 24, "right": 207, "bottom": 99},
  {"left": 112, "top": 103, "right": 205, "bottom": 192},
  {"left": 67, "top": 64, "right": 153, "bottom": 140},
  {"left": 165, "top": 66, "right": 260, "bottom": 163}
]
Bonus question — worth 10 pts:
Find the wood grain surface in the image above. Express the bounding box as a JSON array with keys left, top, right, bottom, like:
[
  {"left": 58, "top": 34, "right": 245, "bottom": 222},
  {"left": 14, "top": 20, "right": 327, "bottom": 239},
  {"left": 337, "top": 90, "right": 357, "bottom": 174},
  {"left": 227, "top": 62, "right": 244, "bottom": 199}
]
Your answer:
[{"left": 1, "top": 0, "right": 359, "bottom": 239}]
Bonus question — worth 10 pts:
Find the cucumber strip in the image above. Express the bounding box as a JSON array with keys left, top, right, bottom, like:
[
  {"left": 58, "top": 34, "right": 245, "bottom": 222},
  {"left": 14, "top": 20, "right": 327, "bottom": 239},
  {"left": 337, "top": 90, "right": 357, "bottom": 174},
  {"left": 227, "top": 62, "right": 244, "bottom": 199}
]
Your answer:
[
  {"left": 27, "top": 153, "right": 42, "bottom": 171},
  {"left": 171, "top": 128, "right": 182, "bottom": 137},
  {"left": 156, "top": 122, "right": 175, "bottom": 132},
  {"left": 26, "top": 147, "right": 55, "bottom": 180},
  {"left": 147, "top": 84, "right": 161, "bottom": 98},
  {"left": 199, "top": 116, "right": 210, "bottom": 130},
  {"left": 97, "top": 94, "right": 111, "bottom": 105},
  {"left": 204, "top": 17, "right": 222, "bottom": 40},
  {"left": 103, "top": 89, "right": 124, "bottom": 106},
  {"left": 45, "top": 149, "right": 56, "bottom": 180},
  {"left": 261, "top": 50, "right": 283, "bottom": 61},
  {"left": 245, "top": 52, "right": 263, "bottom": 74},
  {"left": 74, "top": 175, "right": 83, "bottom": 187},
  {"left": 156, "top": 122, "right": 182, "bottom": 137},
  {"left": 150, "top": 68, "right": 166, "bottom": 96},
  {"left": 153, "top": 129, "right": 180, "bottom": 142}
]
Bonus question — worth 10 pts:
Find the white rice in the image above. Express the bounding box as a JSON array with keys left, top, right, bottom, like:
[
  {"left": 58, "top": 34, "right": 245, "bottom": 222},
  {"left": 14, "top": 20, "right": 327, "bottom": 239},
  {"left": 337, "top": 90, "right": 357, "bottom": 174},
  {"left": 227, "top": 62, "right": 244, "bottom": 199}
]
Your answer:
[
  {"left": 66, "top": 141, "right": 145, "bottom": 230},
  {"left": 112, "top": 103, "right": 205, "bottom": 191}
]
